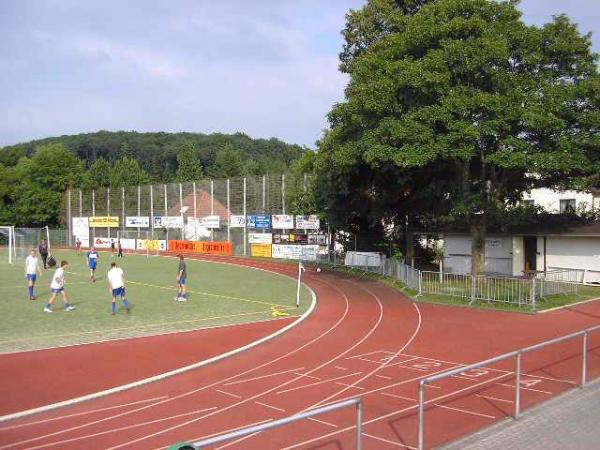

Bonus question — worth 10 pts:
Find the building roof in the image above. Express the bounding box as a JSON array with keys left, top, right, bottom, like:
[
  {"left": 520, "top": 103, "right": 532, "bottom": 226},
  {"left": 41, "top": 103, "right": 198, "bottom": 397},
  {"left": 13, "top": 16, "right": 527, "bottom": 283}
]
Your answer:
[{"left": 167, "top": 190, "right": 231, "bottom": 218}]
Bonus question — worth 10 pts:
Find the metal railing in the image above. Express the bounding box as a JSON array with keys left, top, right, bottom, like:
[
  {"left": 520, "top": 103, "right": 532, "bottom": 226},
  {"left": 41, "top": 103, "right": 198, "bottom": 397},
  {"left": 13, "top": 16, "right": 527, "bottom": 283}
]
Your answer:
[
  {"left": 417, "top": 323, "right": 600, "bottom": 450},
  {"left": 192, "top": 397, "right": 363, "bottom": 449}
]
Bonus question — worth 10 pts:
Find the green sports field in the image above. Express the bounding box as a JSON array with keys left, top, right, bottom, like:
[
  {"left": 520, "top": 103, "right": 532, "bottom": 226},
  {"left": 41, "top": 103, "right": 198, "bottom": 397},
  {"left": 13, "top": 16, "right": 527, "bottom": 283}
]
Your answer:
[{"left": 0, "top": 250, "right": 312, "bottom": 353}]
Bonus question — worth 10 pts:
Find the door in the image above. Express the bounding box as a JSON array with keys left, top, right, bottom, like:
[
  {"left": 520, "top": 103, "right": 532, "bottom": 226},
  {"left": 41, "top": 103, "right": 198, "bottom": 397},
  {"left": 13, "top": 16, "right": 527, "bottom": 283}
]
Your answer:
[{"left": 524, "top": 236, "right": 537, "bottom": 273}]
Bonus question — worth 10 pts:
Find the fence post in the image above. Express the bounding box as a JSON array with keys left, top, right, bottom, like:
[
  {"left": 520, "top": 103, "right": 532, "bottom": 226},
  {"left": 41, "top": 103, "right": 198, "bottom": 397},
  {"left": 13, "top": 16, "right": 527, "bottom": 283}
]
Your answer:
[
  {"left": 193, "top": 181, "right": 197, "bottom": 219},
  {"left": 226, "top": 179, "right": 230, "bottom": 244},
  {"left": 418, "top": 270, "right": 422, "bottom": 295},
  {"left": 281, "top": 174, "right": 286, "bottom": 214},
  {"left": 150, "top": 185, "right": 154, "bottom": 235},
  {"left": 418, "top": 380, "right": 425, "bottom": 450},
  {"left": 121, "top": 187, "right": 125, "bottom": 236},
  {"left": 67, "top": 189, "right": 72, "bottom": 246},
  {"left": 356, "top": 398, "right": 363, "bottom": 450},
  {"left": 530, "top": 277, "right": 537, "bottom": 312},
  {"left": 179, "top": 183, "right": 184, "bottom": 240},
  {"left": 262, "top": 175, "right": 266, "bottom": 212},
  {"left": 470, "top": 275, "right": 476, "bottom": 304},
  {"left": 582, "top": 332, "right": 588, "bottom": 387},
  {"left": 243, "top": 177, "right": 247, "bottom": 256},
  {"left": 210, "top": 179, "right": 214, "bottom": 242},
  {"left": 515, "top": 351, "right": 521, "bottom": 418}
]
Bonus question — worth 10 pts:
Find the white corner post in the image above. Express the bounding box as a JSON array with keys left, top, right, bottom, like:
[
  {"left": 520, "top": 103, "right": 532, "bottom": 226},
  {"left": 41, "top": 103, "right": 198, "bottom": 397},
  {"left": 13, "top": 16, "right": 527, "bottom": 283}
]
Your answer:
[
  {"left": 296, "top": 259, "right": 303, "bottom": 307},
  {"left": 243, "top": 177, "right": 247, "bottom": 256}
]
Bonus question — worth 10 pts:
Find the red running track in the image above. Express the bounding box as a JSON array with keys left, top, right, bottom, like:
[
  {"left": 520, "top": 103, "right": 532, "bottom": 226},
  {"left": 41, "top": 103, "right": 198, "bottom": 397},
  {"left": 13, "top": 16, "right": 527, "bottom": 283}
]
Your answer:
[{"left": 0, "top": 255, "right": 599, "bottom": 449}]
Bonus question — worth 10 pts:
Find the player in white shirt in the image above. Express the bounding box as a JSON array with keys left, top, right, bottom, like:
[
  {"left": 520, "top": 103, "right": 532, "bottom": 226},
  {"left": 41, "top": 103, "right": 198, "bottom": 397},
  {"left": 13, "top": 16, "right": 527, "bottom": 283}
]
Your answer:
[
  {"left": 107, "top": 262, "right": 130, "bottom": 315},
  {"left": 24, "top": 249, "right": 42, "bottom": 300},
  {"left": 44, "top": 260, "right": 75, "bottom": 313}
]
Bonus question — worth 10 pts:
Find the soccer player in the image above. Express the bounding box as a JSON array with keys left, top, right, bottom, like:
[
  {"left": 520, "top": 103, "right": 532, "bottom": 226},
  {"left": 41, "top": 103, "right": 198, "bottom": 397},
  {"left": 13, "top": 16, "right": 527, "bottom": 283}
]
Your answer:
[
  {"left": 87, "top": 247, "right": 99, "bottom": 282},
  {"left": 25, "top": 249, "right": 42, "bottom": 300},
  {"left": 75, "top": 237, "right": 82, "bottom": 254},
  {"left": 38, "top": 239, "right": 49, "bottom": 269},
  {"left": 44, "top": 261, "right": 75, "bottom": 313},
  {"left": 107, "top": 262, "right": 130, "bottom": 315},
  {"left": 117, "top": 241, "right": 123, "bottom": 258},
  {"left": 175, "top": 254, "right": 187, "bottom": 302},
  {"left": 110, "top": 239, "right": 116, "bottom": 256}
]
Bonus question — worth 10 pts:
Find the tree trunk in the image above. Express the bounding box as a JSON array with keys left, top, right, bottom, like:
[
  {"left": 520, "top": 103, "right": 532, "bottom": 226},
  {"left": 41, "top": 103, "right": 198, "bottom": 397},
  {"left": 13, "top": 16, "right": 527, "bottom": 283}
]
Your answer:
[
  {"left": 470, "top": 216, "right": 486, "bottom": 276},
  {"left": 404, "top": 215, "right": 415, "bottom": 266}
]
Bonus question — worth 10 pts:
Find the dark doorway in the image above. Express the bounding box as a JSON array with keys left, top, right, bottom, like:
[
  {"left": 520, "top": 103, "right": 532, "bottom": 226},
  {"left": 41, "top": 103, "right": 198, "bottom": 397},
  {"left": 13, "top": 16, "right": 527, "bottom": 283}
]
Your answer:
[{"left": 524, "top": 236, "right": 537, "bottom": 273}]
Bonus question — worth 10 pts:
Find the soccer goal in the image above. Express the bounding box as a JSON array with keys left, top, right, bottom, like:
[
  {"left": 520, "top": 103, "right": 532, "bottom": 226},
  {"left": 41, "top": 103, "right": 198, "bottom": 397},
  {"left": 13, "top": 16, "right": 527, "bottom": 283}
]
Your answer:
[{"left": 0, "top": 226, "right": 16, "bottom": 264}]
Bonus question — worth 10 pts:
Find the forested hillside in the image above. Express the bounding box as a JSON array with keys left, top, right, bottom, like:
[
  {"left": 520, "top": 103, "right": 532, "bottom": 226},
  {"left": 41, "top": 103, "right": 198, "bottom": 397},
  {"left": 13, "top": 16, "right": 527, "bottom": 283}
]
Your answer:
[{"left": 0, "top": 130, "right": 309, "bottom": 226}]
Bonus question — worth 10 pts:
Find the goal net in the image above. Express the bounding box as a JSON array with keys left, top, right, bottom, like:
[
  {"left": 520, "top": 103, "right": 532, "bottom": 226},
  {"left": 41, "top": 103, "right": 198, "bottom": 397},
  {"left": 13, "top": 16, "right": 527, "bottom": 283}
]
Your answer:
[
  {"left": 11, "top": 227, "right": 51, "bottom": 261},
  {"left": 0, "top": 226, "right": 16, "bottom": 264}
]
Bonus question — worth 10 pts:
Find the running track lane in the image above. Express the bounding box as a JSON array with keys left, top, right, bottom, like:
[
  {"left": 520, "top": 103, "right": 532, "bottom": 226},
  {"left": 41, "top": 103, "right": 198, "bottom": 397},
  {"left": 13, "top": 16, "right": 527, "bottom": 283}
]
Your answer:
[{"left": 1, "top": 255, "right": 600, "bottom": 449}]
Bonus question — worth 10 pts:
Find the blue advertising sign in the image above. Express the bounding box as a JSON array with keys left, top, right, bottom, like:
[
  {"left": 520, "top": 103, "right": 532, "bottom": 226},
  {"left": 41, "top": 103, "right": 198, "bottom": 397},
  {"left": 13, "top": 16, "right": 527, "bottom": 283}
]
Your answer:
[{"left": 247, "top": 214, "right": 271, "bottom": 229}]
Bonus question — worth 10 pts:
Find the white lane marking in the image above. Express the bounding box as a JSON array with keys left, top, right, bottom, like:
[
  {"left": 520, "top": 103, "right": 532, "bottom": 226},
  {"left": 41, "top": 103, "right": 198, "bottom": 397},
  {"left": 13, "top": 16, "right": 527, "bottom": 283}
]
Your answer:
[
  {"left": 308, "top": 417, "right": 338, "bottom": 428},
  {"left": 276, "top": 372, "right": 362, "bottom": 395},
  {"left": 334, "top": 366, "right": 348, "bottom": 371},
  {"left": 382, "top": 356, "right": 420, "bottom": 367},
  {"left": 375, "top": 374, "right": 393, "bottom": 380},
  {"left": 0, "top": 273, "right": 317, "bottom": 449},
  {"left": 180, "top": 419, "right": 272, "bottom": 450},
  {"left": 425, "top": 384, "right": 440, "bottom": 389},
  {"left": 223, "top": 367, "right": 305, "bottom": 386},
  {"left": 281, "top": 372, "right": 512, "bottom": 450},
  {"left": 364, "top": 432, "right": 418, "bottom": 449},
  {"left": 293, "top": 372, "right": 321, "bottom": 380},
  {"left": 477, "top": 394, "right": 514, "bottom": 404},
  {"left": 335, "top": 382, "right": 365, "bottom": 390},
  {"left": 496, "top": 383, "right": 552, "bottom": 394},
  {"left": 357, "top": 357, "right": 382, "bottom": 364},
  {"left": 24, "top": 406, "right": 217, "bottom": 450},
  {"left": 346, "top": 350, "right": 391, "bottom": 360},
  {"left": 0, "top": 396, "right": 168, "bottom": 431},
  {"left": 215, "top": 389, "right": 242, "bottom": 399},
  {"left": 435, "top": 403, "right": 496, "bottom": 419},
  {"left": 254, "top": 401, "right": 285, "bottom": 412},
  {"left": 381, "top": 392, "right": 415, "bottom": 402}
]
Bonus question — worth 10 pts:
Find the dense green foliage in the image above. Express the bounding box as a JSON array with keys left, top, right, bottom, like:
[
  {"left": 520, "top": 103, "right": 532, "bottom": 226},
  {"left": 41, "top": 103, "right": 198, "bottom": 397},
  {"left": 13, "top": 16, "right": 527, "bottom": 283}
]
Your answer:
[
  {"left": 0, "top": 131, "right": 307, "bottom": 226},
  {"left": 316, "top": 0, "right": 600, "bottom": 271}
]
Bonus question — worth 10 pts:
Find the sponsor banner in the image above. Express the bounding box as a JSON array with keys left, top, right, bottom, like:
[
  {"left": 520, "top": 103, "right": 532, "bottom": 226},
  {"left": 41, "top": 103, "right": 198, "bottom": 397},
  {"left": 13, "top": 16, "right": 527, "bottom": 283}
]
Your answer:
[
  {"left": 154, "top": 216, "right": 183, "bottom": 229},
  {"left": 119, "top": 238, "right": 137, "bottom": 250},
  {"left": 136, "top": 239, "right": 167, "bottom": 251},
  {"left": 247, "top": 214, "right": 271, "bottom": 229},
  {"left": 251, "top": 243, "right": 272, "bottom": 258},
  {"left": 248, "top": 233, "right": 273, "bottom": 244},
  {"left": 229, "top": 215, "right": 246, "bottom": 228},
  {"left": 168, "top": 240, "right": 234, "bottom": 256},
  {"left": 272, "top": 214, "right": 294, "bottom": 229},
  {"left": 91, "top": 237, "right": 113, "bottom": 248},
  {"left": 295, "top": 215, "right": 320, "bottom": 230},
  {"left": 126, "top": 216, "right": 150, "bottom": 228},
  {"left": 200, "top": 215, "right": 221, "bottom": 229},
  {"left": 90, "top": 216, "right": 120, "bottom": 228},
  {"left": 72, "top": 217, "right": 89, "bottom": 236},
  {"left": 272, "top": 244, "right": 319, "bottom": 261}
]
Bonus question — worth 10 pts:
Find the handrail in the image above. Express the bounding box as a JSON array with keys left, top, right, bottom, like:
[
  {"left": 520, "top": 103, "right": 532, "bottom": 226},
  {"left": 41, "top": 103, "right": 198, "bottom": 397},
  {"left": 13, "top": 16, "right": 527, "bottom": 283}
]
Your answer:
[
  {"left": 417, "top": 323, "right": 600, "bottom": 450},
  {"left": 193, "top": 397, "right": 363, "bottom": 449}
]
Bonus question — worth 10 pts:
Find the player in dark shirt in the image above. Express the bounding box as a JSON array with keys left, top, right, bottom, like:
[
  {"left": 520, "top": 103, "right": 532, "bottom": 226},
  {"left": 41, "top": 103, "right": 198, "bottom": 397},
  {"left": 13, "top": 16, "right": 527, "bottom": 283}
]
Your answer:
[
  {"left": 175, "top": 254, "right": 187, "bottom": 302},
  {"left": 38, "top": 240, "right": 49, "bottom": 269}
]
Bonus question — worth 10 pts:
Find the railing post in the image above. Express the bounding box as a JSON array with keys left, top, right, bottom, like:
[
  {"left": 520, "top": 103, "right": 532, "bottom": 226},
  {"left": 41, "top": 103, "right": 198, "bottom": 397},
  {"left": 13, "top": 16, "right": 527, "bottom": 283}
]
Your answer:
[
  {"left": 418, "top": 380, "right": 425, "bottom": 450},
  {"left": 356, "top": 398, "right": 363, "bottom": 450},
  {"left": 515, "top": 352, "right": 521, "bottom": 418},
  {"left": 418, "top": 270, "right": 422, "bottom": 295},
  {"left": 582, "top": 332, "right": 588, "bottom": 387}
]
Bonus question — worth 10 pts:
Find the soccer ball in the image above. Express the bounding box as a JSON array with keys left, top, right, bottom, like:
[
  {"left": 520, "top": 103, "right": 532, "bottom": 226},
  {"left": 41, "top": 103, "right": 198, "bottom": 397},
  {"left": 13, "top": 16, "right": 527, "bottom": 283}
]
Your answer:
[{"left": 316, "top": 267, "right": 321, "bottom": 273}]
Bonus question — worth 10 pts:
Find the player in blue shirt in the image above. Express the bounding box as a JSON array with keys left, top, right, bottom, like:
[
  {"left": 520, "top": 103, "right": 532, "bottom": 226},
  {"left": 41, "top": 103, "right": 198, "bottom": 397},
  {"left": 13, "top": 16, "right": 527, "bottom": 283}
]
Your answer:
[{"left": 87, "top": 247, "right": 99, "bottom": 282}]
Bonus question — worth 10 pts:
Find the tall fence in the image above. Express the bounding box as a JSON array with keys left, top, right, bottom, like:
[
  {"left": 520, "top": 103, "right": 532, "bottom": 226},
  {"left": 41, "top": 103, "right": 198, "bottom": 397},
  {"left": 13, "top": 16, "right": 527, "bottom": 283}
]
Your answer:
[{"left": 64, "top": 173, "right": 312, "bottom": 256}]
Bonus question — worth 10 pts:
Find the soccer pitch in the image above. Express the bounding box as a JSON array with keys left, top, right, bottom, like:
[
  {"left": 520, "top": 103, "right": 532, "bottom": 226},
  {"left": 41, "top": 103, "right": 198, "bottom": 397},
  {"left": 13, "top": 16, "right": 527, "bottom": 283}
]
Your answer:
[{"left": 0, "top": 250, "right": 312, "bottom": 353}]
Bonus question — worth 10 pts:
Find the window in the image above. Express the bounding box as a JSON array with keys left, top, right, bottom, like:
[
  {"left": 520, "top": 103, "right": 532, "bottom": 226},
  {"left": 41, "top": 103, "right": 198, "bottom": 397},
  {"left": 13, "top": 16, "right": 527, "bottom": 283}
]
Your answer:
[
  {"left": 522, "top": 199, "right": 534, "bottom": 207},
  {"left": 559, "top": 199, "right": 576, "bottom": 213}
]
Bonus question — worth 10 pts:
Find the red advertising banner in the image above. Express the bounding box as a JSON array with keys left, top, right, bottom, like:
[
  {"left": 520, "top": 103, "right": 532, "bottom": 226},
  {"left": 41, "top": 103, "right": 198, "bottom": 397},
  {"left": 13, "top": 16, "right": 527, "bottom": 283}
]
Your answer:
[{"left": 168, "top": 240, "right": 233, "bottom": 256}]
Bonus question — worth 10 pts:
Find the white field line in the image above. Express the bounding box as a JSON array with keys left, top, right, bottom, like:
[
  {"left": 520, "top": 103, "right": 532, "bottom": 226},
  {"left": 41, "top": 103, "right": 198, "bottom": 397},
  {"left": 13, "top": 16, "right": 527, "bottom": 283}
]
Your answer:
[
  {"left": 0, "top": 396, "right": 168, "bottom": 431},
  {"left": 24, "top": 406, "right": 217, "bottom": 450},
  {"left": 364, "top": 433, "right": 418, "bottom": 449},
  {"left": 375, "top": 374, "right": 393, "bottom": 380},
  {"left": 107, "top": 276, "right": 385, "bottom": 450},
  {"left": 215, "top": 389, "right": 242, "bottom": 399},
  {"left": 254, "top": 401, "right": 285, "bottom": 412},
  {"left": 346, "top": 349, "right": 392, "bottom": 360},
  {"left": 496, "top": 383, "right": 553, "bottom": 394},
  {"left": 223, "top": 367, "right": 304, "bottom": 386},
  {"left": 382, "top": 356, "right": 421, "bottom": 367},
  {"left": 308, "top": 417, "right": 338, "bottom": 428},
  {"left": 0, "top": 279, "right": 317, "bottom": 447},
  {"left": 477, "top": 394, "right": 514, "bottom": 404},
  {"left": 293, "top": 372, "right": 321, "bottom": 381},
  {"left": 276, "top": 372, "right": 362, "bottom": 395},
  {"left": 381, "top": 392, "right": 415, "bottom": 402},
  {"left": 435, "top": 403, "right": 496, "bottom": 420},
  {"left": 334, "top": 366, "right": 348, "bottom": 371},
  {"left": 335, "top": 382, "right": 366, "bottom": 390}
]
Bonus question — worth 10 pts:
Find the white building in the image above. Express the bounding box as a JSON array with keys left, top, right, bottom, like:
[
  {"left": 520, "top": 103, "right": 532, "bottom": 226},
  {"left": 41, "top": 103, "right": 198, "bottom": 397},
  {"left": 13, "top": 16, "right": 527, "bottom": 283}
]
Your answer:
[{"left": 522, "top": 188, "right": 600, "bottom": 213}]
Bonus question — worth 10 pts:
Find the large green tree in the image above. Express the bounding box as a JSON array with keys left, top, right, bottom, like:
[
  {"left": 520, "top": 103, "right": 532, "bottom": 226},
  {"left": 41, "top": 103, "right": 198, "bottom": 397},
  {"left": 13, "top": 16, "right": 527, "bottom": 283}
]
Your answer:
[
  {"left": 318, "top": 0, "right": 600, "bottom": 273},
  {"left": 86, "top": 157, "right": 111, "bottom": 188},
  {"left": 175, "top": 142, "right": 204, "bottom": 181},
  {"left": 208, "top": 144, "right": 244, "bottom": 179},
  {"left": 109, "top": 156, "right": 150, "bottom": 187}
]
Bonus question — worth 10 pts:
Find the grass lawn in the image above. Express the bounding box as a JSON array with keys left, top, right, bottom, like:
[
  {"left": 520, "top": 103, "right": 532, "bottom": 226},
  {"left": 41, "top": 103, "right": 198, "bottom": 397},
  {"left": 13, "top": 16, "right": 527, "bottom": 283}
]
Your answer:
[{"left": 0, "top": 250, "right": 312, "bottom": 353}]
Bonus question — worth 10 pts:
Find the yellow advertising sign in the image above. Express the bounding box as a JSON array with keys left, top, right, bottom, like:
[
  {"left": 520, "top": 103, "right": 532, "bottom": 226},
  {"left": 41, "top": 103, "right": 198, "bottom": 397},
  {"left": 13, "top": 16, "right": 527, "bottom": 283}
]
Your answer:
[
  {"left": 89, "top": 216, "right": 120, "bottom": 228},
  {"left": 251, "top": 243, "right": 272, "bottom": 258}
]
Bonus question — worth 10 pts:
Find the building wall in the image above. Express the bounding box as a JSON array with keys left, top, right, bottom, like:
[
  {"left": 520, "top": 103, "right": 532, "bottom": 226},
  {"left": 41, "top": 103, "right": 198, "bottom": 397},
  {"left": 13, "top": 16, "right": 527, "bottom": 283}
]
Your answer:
[
  {"left": 512, "top": 237, "right": 525, "bottom": 276},
  {"left": 542, "top": 236, "right": 600, "bottom": 283},
  {"left": 523, "top": 188, "right": 594, "bottom": 212},
  {"left": 443, "top": 236, "right": 513, "bottom": 275}
]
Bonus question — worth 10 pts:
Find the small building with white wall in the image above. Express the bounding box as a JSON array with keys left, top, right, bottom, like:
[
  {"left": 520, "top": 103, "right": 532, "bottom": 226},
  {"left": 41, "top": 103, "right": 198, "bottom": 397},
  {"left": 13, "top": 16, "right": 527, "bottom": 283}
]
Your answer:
[{"left": 442, "top": 223, "right": 600, "bottom": 284}]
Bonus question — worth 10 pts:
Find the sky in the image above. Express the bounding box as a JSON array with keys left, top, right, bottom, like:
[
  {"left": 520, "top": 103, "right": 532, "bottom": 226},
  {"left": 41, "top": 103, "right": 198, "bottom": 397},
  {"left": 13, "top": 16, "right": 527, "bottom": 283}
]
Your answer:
[{"left": 0, "top": 0, "right": 598, "bottom": 149}]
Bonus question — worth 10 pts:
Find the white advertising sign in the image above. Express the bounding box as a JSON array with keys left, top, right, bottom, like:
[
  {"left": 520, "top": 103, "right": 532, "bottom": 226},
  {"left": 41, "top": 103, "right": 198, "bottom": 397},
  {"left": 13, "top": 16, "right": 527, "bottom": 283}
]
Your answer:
[
  {"left": 249, "top": 233, "right": 273, "bottom": 244},
  {"left": 72, "top": 217, "right": 89, "bottom": 236},
  {"left": 119, "top": 238, "right": 137, "bottom": 250},
  {"left": 153, "top": 216, "right": 183, "bottom": 229},
  {"left": 77, "top": 236, "right": 90, "bottom": 248},
  {"left": 91, "top": 237, "right": 113, "bottom": 248},
  {"left": 229, "top": 215, "right": 246, "bottom": 228},
  {"left": 200, "top": 215, "right": 221, "bottom": 229},
  {"left": 136, "top": 239, "right": 167, "bottom": 251},
  {"left": 272, "top": 244, "right": 319, "bottom": 260},
  {"left": 295, "top": 215, "right": 320, "bottom": 230},
  {"left": 126, "top": 216, "right": 150, "bottom": 228},
  {"left": 272, "top": 214, "right": 294, "bottom": 229}
]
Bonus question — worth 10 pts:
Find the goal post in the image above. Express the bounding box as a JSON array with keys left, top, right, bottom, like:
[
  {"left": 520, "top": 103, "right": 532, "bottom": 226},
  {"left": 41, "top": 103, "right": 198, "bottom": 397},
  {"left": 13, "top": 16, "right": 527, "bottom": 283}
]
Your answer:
[{"left": 0, "top": 226, "right": 16, "bottom": 264}]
